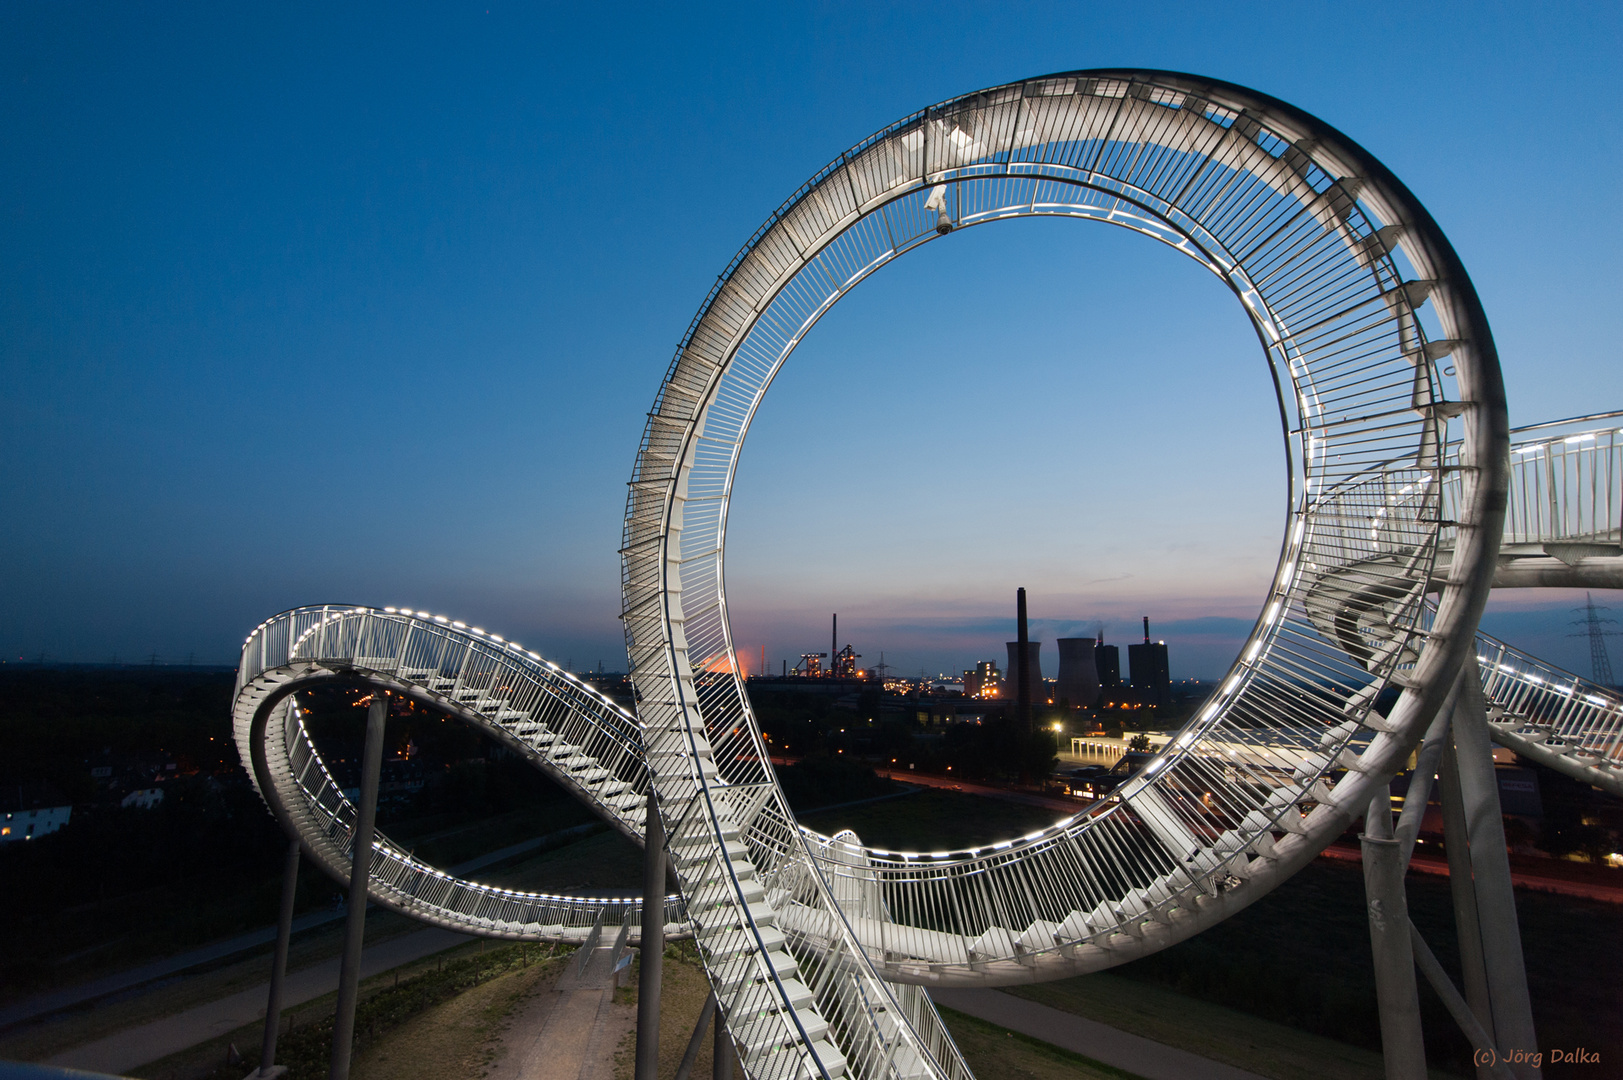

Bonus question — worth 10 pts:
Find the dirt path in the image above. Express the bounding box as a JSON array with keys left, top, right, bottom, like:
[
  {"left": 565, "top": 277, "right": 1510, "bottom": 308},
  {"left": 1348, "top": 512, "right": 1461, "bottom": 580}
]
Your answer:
[{"left": 486, "top": 944, "right": 633, "bottom": 1080}]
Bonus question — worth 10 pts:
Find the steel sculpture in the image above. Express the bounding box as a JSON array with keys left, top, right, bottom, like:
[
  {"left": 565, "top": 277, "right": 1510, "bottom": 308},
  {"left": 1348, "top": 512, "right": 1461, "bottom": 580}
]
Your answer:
[
  {"left": 229, "top": 70, "right": 1623, "bottom": 1080},
  {"left": 618, "top": 68, "right": 1510, "bottom": 1080}
]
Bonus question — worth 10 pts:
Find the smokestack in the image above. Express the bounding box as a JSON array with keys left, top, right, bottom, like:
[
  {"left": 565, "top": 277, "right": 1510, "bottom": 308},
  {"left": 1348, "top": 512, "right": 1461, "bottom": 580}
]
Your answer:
[
  {"left": 1017, "top": 588, "right": 1031, "bottom": 729},
  {"left": 1143, "top": 615, "right": 1150, "bottom": 644},
  {"left": 832, "top": 614, "right": 837, "bottom": 677}
]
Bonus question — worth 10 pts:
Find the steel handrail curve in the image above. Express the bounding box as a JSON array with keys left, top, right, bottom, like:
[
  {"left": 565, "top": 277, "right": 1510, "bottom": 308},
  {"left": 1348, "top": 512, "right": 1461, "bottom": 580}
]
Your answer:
[
  {"left": 233, "top": 606, "right": 686, "bottom": 943},
  {"left": 1473, "top": 626, "right": 1623, "bottom": 797}
]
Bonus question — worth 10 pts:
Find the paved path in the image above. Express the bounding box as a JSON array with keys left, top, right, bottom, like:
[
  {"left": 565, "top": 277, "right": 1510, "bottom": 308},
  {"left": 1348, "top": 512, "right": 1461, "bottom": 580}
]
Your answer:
[
  {"left": 43, "top": 928, "right": 470, "bottom": 1074},
  {"left": 0, "top": 908, "right": 346, "bottom": 1033},
  {"left": 931, "top": 987, "right": 1269, "bottom": 1080},
  {"left": 1317, "top": 843, "right": 1623, "bottom": 903},
  {"left": 489, "top": 944, "right": 630, "bottom": 1080},
  {"left": 2, "top": 825, "right": 601, "bottom": 1032}
]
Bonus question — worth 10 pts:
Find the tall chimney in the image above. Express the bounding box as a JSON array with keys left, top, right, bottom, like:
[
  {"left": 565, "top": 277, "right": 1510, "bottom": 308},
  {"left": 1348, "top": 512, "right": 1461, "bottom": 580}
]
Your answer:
[
  {"left": 832, "top": 614, "right": 837, "bottom": 677},
  {"left": 1017, "top": 588, "right": 1031, "bottom": 729},
  {"left": 1143, "top": 615, "right": 1151, "bottom": 644}
]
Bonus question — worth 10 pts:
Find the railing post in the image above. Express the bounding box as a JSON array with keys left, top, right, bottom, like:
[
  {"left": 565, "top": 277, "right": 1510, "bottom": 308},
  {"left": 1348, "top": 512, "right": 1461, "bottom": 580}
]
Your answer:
[
  {"left": 635, "top": 790, "right": 665, "bottom": 1080},
  {"left": 329, "top": 691, "right": 388, "bottom": 1080}
]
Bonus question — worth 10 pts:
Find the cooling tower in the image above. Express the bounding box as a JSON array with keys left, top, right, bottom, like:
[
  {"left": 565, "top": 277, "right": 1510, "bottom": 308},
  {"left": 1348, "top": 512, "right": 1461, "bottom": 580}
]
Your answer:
[
  {"left": 1056, "top": 638, "right": 1101, "bottom": 707},
  {"left": 1004, "top": 641, "right": 1043, "bottom": 699}
]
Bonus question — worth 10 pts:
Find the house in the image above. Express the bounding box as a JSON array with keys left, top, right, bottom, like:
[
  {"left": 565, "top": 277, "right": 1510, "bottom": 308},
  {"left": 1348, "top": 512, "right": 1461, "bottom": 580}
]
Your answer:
[{"left": 1, "top": 783, "right": 73, "bottom": 844}]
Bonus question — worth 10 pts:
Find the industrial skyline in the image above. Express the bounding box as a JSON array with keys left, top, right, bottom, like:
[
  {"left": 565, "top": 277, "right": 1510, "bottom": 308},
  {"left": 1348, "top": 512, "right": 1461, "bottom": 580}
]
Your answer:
[{"left": 1, "top": 4, "right": 1619, "bottom": 678}]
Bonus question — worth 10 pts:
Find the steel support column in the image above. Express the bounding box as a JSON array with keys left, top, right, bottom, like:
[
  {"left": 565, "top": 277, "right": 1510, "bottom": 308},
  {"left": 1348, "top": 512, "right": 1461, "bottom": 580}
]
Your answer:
[
  {"left": 254, "top": 836, "right": 301, "bottom": 1079},
  {"left": 329, "top": 691, "right": 387, "bottom": 1080},
  {"left": 674, "top": 992, "right": 718, "bottom": 1080},
  {"left": 1396, "top": 683, "right": 1458, "bottom": 867},
  {"left": 1361, "top": 786, "right": 1428, "bottom": 1080},
  {"left": 1448, "top": 659, "right": 1541, "bottom": 1077},
  {"left": 1439, "top": 727, "right": 1493, "bottom": 1064},
  {"left": 714, "top": 999, "right": 734, "bottom": 1080},
  {"left": 635, "top": 791, "right": 665, "bottom": 1080}
]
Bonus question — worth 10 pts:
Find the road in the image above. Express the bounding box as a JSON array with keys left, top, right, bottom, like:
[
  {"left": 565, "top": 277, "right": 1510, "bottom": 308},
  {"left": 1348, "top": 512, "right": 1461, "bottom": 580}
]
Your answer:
[
  {"left": 0, "top": 908, "right": 346, "bottom": 1033},
  {"left": 1317, "top": 843, "right": 1623, "bottom": 903},
  {"left": 1, "top": 825, "right": 600, "bottom": 1033},
  {"left": 487, "top": 943, "right": 630, "bottom": 1080},
  {"left": 43, "top": 927, "right": 471, "bottom": 1075}
]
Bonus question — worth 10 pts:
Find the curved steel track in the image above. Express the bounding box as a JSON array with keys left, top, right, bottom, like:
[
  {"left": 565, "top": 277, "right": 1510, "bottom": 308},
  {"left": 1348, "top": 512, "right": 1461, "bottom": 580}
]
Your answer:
[{"left": 230, "top": 70, "right": 1623, "bottom": 1080}]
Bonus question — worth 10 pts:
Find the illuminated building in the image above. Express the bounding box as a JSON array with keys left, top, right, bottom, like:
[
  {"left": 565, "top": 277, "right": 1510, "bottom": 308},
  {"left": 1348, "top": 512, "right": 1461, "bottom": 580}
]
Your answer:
[{"left": 962, "top": 661, "right": 1001, "bottom": 698}]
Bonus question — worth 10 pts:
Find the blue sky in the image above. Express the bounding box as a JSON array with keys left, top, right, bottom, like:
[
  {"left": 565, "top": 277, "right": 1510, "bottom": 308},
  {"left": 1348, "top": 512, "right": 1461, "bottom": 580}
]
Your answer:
[{"left": 2, "top": 2, "right": 1619, "bottom": 679}]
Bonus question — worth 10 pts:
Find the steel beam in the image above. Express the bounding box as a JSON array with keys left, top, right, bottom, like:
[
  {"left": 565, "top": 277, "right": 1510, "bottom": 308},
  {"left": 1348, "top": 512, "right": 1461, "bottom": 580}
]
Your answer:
[
  {"left": 1396, "top": 685, "right": 1457, "bottom": 868},
  {"left": 329, "top": 692, "right": 387, "bottom": 1080},
  {"left": 1361, "top": 787, "right": 1427, "bottom": 1080},
  {"left": 1439, "top": 726, "right": 1493, "bottom": 1059},
  {"left": 714, "top": 999, "right": 734, "bottom": 1080},
  {"left": 674, "top": 992, "right": 717, "bottom": 1080},
  {"left": 254, "top": 837, "right": 301, "bottom": 1079},
  {"left": 1448, "top": 660, "right": 1541, "bottom": 1078},
  {"left": 635, "top": 791, "right": 665, "bottom": 1080}
]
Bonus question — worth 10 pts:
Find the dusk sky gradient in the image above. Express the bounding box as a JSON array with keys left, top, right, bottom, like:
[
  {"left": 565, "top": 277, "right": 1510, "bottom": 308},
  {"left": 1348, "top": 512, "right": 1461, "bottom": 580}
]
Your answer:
[{"left": 3, "top": 2, "right": 1620, "bottom": 679}]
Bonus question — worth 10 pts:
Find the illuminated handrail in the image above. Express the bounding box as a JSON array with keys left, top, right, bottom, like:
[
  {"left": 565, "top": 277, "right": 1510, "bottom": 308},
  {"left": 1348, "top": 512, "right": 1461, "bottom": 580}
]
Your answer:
[
  {"left": 233, "top": 605, "right": 684, "bottom": 942},
  {"left": 1473, "top": 626, "right": 1623, "bottom": 796},
  {"left": 1442, "top": 415, "right": 1623, "bottom": 550}
]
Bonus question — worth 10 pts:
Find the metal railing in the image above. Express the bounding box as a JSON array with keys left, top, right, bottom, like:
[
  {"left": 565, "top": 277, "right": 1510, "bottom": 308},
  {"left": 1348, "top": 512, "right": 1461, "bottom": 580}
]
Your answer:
[
  {"left": 1473, "top": 626, "right": 1623, "bottom": 795},
  {"left": 1442, "top": 412, "right": 1623, "bottom": 550},
  {"left": 233, "top": 605, "right": 685, "bottom": 943}
]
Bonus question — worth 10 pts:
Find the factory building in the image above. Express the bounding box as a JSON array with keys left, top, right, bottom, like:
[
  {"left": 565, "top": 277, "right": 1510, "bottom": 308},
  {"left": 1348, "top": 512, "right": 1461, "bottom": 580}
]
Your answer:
[
  {"left": 1129, "top": 616, "right": 1172, "bottom": 708},
  {"left": 1095, "top": 636, "right": 1121, "bottom": 688},
  {"left": 962, "top": 661, "right": 1002, "bottom": 698}
]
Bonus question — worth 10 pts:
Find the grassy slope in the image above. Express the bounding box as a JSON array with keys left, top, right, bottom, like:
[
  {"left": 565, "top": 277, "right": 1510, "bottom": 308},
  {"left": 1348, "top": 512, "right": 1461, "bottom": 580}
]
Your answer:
[
  {"left": 799, "top": 789, "right": 1062, "bottom": 851},
  {"left": 350, "top": 958, "right": 562, "bottom": 1080},
  {"left": 1006, "top": 975, "right": 1421, "bottom": 1080},
  {"left": 935, "top": 1006, "right": 1144, "bottom": 1080}
]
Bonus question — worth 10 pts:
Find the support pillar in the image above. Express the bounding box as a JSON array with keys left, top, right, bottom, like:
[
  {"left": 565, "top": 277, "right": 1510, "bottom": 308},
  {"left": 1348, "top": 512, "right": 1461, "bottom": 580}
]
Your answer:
[
  {"left": 1439, "top": 726, "right": 1493, "bottom": 1059},
  {"left": 634, "top": 790, "right": 665, "bottom": 1080},
  {"left": 1395, "top": 682, "right": 1458, "bottom": 867},
  {"left": 714, "top": 999, "right": 734, "bottom": 1080},
  {"left": 329, "top": 691, "right": 387, "bottom": 1080},
  {"left": 674, "top": 992, "right": 717, "bottom": 1080},
  {"left": 1361, "top": 786, "right": 1428, "bottom": 1080},
  {"left": 253, "top": 836, "right": 301, "bottom": 1078},
  {"left": 1448, "top": 660, "right": 1540, "bottom": 1078}
]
